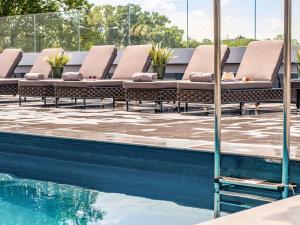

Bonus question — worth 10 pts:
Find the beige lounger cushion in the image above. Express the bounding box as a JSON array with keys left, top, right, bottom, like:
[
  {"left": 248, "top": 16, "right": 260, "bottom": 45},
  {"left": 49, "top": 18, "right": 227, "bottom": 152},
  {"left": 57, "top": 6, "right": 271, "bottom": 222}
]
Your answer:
[
  {"left": 18, "top": 80, "right": 59, "bottom": 87},
  {"left": 0, "top": 78, "right": 21, "bottom": 85},
  {"left": 182, "top": 45, "right": 230, "bottom": 80},
  {"left": 29, "top": 48, "right": 63, "bottom": 78},
  {"left": 123, "top": 81, "right": 177, "bottom": 89},
  {"left": 112, "top": 45, "right": 151, "bottom": 80},
  {"left": 79, "top": 45, "right": 117, "bottom": 79},
  {"left": 235, "top": 40, "right": 283, "bottom": 82},
  {"left": 54, "top": 79, "right": 123, "bottom": 88},
  {"left": 0, "top": 49, "right": 23, "bottom": 78},
  {"left": 177, "top": 80, "right": 273, "bottom": 90}
]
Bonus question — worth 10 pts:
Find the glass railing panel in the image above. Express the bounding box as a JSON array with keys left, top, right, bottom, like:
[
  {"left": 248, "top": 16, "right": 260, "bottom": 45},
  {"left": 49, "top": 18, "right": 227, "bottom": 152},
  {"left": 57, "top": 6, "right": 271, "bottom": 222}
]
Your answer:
[
  {"left": 222, "top": 0, "right": 255, "bottom": 47},
  {"left": 256, "top": 0, "right": 283, "bottom": 42},
  {"left": 0, "top": 14, "right": 34, "bottom": 52},
  {"left": 34, "top": 11, "right": 80, "bottom": 52},
  {"left": 80, "top": 6, "right": 130, "bottom": 50}
]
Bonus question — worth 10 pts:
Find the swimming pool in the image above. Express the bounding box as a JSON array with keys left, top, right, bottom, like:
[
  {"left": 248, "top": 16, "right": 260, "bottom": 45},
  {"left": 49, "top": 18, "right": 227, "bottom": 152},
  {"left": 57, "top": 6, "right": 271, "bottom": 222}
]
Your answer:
[
  {"left": 0, "top": 173, "right": 213, "bottom": 225},
  {"left": 0, "top": 132, "right": 299, "bottom": 224}
]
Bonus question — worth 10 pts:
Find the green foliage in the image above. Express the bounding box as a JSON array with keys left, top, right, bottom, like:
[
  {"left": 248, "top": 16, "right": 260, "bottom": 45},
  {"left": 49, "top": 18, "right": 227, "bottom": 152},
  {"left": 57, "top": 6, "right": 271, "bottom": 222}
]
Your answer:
[
  {"left": 222, "top": 35, "right": 255, "bottom": 47},
  {"left": 0, "top": 0, "right": 91, "bottom": 17},
  {"left": 45, "top": 50, "right": 71, "bottom": 67},
  {"left": 297, "top": 48, "right": 300, "bottom": 65},
  {"left": 148, "top": 43, "right": 173, "bottom": 66}
]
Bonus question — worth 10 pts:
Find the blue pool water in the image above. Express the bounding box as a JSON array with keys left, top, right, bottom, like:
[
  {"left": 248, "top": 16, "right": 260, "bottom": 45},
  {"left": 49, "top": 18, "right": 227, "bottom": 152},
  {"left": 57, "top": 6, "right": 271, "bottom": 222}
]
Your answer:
[{"left": 0, "top": 173, "right": 213, "bottom": 225}]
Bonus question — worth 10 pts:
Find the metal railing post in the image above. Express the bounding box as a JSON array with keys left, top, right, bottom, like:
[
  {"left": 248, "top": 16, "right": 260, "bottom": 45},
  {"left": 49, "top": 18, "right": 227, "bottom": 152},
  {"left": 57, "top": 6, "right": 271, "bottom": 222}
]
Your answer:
[
  {"left": 33, "top": 14, "right": 37, "bottom": 52},
  {"left": 282, "top": 0, "right": 292, "bottom": 199},
  {"left": 213, "top": 0, "right": 222, "bottom": 218}
]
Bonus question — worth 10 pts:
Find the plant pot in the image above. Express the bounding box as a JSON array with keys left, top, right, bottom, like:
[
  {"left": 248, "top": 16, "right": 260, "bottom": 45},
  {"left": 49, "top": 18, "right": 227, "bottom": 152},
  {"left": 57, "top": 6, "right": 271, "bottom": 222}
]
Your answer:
[
  {"left": 153, "top": 64, "right": 166, "bottom": 80},
  {"left": 52, "top": 67, "right": 64, "bottom": 79}
]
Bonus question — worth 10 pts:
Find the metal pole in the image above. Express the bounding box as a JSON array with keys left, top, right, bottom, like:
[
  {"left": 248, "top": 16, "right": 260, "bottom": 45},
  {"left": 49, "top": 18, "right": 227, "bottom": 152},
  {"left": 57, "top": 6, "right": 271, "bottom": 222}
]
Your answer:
[
  {"left": 78, "top": 10, "right": 81, "bottom": 51},
  {"left": 213, "top": 0, "right": 222, "bottom": 218},
  {"left": 33, "top": 14, "right": 37, "bottom": 52},
  {"left": 128, "top": 4, "right": 131, "bottom": 45},
  {"left": 186, "top": 0, "right": 189, "bottom": 47},
  {"left": 254, "top": 0, "right": 257, "bottom": 40},
  {"left": 282, "top": 0, "right": 292, "bottom": 199}
]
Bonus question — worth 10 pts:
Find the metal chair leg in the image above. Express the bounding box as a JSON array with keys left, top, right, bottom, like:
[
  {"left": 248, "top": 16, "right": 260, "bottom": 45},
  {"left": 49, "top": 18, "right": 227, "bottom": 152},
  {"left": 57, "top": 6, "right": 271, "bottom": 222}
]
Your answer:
[
  {"left": 55, "top": 98, "right": 59, "bottom": 108},
  {"left": 19, "top": 96, "right": 22, "bottom": 106},
  {"left": 178, "top": 101, "right": 181, "bottom": 113},
  {"left": 126, "top": 99, "right": 129, "bottom": 111},
  {"left": 83, "top": 98, "right": 86, "bottom": 109},
  {"left": 43, "top": 97, "right": 47, "bottom": 107},
  {"left": 112, "top": 98, "right": 115, "bottom": 108}
]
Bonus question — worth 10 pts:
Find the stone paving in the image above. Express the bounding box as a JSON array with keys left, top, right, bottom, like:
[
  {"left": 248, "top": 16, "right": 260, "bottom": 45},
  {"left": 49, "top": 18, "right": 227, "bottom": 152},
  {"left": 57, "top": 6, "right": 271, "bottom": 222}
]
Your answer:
[{"left": 1, "top": 96, "right": 300, "bottom": 160}]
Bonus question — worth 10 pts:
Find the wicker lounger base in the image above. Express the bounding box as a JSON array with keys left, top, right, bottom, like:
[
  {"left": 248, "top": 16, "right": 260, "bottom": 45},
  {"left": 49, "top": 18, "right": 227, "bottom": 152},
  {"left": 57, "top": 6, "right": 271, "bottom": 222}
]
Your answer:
[
  {"left": 55, "top": 86, "right": 125, "bottom": 109},
  {"left": 0, "top": 84, "right": 18, "bottom": 96},
  {"left": 178, "top": 88, "right": 284, "bottom": 113},
  {"left": 125, "top": 89, "right": 177, "bottom": 112},
  {"left": 18, "top": 86, "right": 55, "bottom": 107}
]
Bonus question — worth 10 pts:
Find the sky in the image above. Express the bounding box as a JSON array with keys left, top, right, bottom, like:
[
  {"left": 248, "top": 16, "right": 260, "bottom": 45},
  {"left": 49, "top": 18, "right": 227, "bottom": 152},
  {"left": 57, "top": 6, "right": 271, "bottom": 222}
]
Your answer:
[{"left": 88, "top": 0, "right": 300, "bottom": 41}]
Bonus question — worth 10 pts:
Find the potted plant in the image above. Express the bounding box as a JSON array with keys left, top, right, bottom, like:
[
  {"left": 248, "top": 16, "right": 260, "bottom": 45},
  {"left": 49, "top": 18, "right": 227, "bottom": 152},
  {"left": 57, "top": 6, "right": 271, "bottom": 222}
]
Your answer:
[
  {"left": 45, "top": 51, "right": 71, "bottom": 79},
  {"left": 297, "top": 48, "right": 300, "bottom": 78},
  {"left": 148, "top": 43, "right": 173, "bottom": 79}
]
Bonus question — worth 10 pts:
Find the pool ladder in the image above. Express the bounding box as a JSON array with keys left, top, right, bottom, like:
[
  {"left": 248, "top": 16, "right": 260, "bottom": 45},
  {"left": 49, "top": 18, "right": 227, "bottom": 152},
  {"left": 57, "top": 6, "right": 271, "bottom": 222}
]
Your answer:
[{"left": 214, "top": 176, "right": 296, "bottom": 216}]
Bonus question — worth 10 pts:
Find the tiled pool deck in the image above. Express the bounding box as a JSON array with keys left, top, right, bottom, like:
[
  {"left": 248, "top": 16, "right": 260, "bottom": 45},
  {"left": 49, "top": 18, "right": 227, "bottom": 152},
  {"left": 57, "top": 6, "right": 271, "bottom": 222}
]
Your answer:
[{"left": 1, "top": 96, "right": 300, "bottom": 160}]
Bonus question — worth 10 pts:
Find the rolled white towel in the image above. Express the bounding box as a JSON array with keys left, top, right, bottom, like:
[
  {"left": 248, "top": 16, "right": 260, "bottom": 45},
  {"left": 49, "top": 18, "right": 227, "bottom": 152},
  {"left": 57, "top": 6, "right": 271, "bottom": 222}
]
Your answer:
[
  {"left": 132, "top": 73, "right": 158, "bottom": 82},
  {"left": 62, "top": 72, "right": 83, "bottom": 81},
  {"left": 189, "top": 72, "right": 214, "bottom": 82},
  {"left": 222, "top": 72, "right": 235, "bottom": 81},
  {"left": 24, "top": 73, "right": 45, "bottom": 80}
]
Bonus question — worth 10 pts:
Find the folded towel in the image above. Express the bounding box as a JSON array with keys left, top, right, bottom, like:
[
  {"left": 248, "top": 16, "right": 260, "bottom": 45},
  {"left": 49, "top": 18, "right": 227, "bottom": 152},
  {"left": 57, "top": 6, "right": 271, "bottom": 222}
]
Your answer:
[
  {"left": 222, "top": 72, "right": 235, "bottom": 81},
  {"left": 24, "top": 73, "right": 45, "bottom": 80},
  {"left": 132, "top": 73, "right": 158, "bottom": 82},
  {"left": 189, "top": 72, "right": 214, "bottom": 82},
  {"left": 62, "top": 72, "right": 83, "bottom": 81}
]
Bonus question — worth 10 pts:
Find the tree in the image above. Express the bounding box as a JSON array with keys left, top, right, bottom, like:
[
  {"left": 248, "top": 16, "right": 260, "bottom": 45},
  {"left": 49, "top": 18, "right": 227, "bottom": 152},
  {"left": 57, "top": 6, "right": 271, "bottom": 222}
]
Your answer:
[{"left": 0, "top": 0, "right": 91, "bottom": 17}]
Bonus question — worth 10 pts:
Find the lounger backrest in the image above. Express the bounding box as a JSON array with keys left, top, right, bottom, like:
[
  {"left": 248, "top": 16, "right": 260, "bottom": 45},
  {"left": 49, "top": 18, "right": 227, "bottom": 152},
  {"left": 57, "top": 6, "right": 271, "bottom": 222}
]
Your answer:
[
  {"left": 30, "top": 48, "right": 63, "bottom": 78},
  {"left": 112, "top": 45, "right": 151, "bottom": 80},
  {"left": 182, "top": 45, "right": 230, "bottom": 80},
  {"left": 79, "top": 45, "right": 117, "bottom": 79},
  {"left": 0, "top": 49, "right": 23, "bottom": 78},
  {"left": 235, "top": 40, "right": 283, "bottom": 82}
]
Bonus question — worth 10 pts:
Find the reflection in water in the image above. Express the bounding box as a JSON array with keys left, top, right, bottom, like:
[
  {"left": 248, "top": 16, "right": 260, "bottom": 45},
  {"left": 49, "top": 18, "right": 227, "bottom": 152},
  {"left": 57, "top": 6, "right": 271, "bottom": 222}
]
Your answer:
[
  {"left": 0, "top": 174, "right": 212, "bottom": 225},
  {"left": 0, "top": 174, "right": 104, "bottom": 225}
]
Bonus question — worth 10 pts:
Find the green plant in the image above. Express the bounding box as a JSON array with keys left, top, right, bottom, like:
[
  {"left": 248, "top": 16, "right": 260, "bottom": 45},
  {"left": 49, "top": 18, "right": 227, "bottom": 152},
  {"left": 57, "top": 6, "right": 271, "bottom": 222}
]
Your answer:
[
  {"left": 297, "top": 48, "right": 300, "bottom": 65},
  {"left": 44, "top": 51, "right": 71, "bottom": 67},
  {"left": 148, "top": 43, "right": 173, "bottom": 66}
]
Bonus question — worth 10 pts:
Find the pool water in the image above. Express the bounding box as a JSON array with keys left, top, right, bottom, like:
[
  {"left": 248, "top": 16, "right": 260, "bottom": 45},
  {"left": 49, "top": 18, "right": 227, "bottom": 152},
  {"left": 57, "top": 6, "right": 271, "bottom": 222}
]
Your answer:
[{"left": 0, "top": 173, "right": 212, "bottom": 225}]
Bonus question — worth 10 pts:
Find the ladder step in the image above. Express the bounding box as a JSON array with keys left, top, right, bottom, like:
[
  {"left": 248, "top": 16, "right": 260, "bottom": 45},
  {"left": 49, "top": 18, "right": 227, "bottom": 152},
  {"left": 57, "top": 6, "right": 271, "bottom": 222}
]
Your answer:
[
  {"left": 220, "top": 190, "right": 277, "bottom": 202},
  {"left": 216, "top": 176, "right": 284, "bottom": 191},
  {"left": 220, "top": 201, "right": 252, "bottom": 209}
]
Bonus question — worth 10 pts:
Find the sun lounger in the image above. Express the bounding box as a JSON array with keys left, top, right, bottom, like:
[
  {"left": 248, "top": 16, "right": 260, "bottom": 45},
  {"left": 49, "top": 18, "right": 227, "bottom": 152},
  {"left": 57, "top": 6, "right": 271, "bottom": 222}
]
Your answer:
[
  {"left": 177, "top": 40, "right": 284, "bottom": 112},
  {"left": 54, "top": 45, "right": 151, "bottom": 108},
  {"left": 18, "top": 46, "right": 117, "bottom": 107},
  {"left": 0, "top": 49, "right": 23, "bottom": 96},
  {"left": 123, "top": 45, "right": 230, "bottom": 112},
  {"left": 18, "top": 48, "right": 63, "bottom": 105}
]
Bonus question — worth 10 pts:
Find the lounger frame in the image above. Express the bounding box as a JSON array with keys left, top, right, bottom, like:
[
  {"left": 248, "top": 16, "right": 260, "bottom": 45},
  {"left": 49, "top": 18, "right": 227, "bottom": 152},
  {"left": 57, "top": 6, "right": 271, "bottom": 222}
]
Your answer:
[
  {"left": 0, "top": 84, "right": 19, "bottom": 96},
  {"left": 54, "top": 86, "right": 125, "bottom": 108},
  {"left": 177, "top": 88, "right": 283, "bottom": 111},
  {"left": 125, "top": 88, "right": 177, "bottom": 111},
  {"left": 18, "top": 86, "right": 54, "bottom": 106}
]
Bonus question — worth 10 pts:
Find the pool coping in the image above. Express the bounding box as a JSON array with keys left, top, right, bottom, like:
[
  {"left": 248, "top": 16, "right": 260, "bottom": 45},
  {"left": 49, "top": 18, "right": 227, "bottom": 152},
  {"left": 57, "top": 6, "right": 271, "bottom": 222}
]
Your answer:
[
  {"left": 0, "top": 129, "right": 298, "bottom": 162},
  {"left": 197, "top": 195, "right": 300, "bottom": 225}
]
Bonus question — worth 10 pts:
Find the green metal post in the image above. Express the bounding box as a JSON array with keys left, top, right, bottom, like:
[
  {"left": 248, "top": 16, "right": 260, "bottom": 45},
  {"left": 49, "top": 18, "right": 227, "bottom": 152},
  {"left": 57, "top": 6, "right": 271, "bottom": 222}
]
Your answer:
[
  {"left": 213, "top": 0, "right": 222, "bottom": 218},
  {"left": 282, "top": 0, "right": 292, "bottom": 199}
]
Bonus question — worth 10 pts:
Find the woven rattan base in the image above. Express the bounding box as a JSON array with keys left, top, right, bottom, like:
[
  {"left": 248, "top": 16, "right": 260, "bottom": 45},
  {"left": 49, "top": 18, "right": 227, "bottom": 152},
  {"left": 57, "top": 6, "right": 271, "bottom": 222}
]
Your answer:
[
  {"left": 178, "top": 88, "right": 284, "bottom": 104},
  {"left": 0, "top": 84, "right": 18, "bottom": 96},
  {"left": 55, "top": 86, "right": 125, "bottom": 100},
  {"left": 18, "top": 86, "right": 55, "bottom": 98}
]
